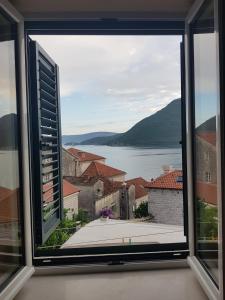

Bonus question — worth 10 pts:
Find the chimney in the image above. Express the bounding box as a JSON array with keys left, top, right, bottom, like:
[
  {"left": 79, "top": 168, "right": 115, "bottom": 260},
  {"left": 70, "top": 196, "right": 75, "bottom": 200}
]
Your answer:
[{"left": 162, "top": 165, "right": 174, "bottom": 175}]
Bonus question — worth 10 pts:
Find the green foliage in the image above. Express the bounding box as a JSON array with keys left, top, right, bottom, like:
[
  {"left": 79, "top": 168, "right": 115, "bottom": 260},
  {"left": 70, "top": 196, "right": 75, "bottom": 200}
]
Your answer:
[
  {"left": 134, "top": 202, "right": 149, "bottom": 218},
  {"left": 73, "top": 208, "right": 89, "bottom": 225},
  {"left": 43, "top": 208, "right": 89, "bottom": 249},
  {"left": 196, "top": 199, "right": 218, "bottom": 240}
]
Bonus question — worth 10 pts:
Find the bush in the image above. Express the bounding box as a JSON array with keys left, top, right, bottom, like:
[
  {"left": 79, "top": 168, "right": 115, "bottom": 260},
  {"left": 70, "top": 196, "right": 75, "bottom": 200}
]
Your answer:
[
  {"left": 43, "top": 208, "right": 89, "bottom": 249},
  {"left": 73, "top": 208, "right": 89, "bottom": 225},
  {"left": 134, "top": 202, "right": 149, "bottom": 218},
  {"left": 196, "top": 199, "right": 218, "bottom": 240}
]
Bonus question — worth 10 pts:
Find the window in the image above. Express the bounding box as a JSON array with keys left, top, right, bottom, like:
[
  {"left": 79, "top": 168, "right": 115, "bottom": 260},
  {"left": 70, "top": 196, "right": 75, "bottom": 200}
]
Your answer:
[
  {"left": 190, "top": 0, "right": 219, "bottom": 284},
  {"left": 26, "top": 25, "right": 188, "bottom": 264},
  {"left": 205, "top": 172, "right": 211, "bottom": 182},
  {"left": 0, "top": 10, "right": 24, "bottom": 290}
]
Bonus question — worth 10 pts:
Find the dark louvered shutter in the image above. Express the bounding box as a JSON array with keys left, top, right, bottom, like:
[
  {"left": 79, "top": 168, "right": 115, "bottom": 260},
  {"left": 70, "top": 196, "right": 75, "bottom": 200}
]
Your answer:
[{"left": 29, "top": 39, "right": 63, "bottom": 245}]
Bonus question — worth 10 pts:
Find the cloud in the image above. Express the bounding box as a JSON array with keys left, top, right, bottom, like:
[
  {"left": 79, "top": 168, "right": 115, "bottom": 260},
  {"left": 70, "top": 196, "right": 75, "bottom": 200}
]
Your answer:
[{"left": 30, "top": 35, "right": 182, "bottom": 134}]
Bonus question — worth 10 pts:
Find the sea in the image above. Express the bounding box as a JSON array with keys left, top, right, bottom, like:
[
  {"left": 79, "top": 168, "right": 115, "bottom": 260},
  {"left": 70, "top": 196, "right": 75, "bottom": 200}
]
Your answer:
[{"left": 64, "top": 145, "right": 182, "bottom": 180}]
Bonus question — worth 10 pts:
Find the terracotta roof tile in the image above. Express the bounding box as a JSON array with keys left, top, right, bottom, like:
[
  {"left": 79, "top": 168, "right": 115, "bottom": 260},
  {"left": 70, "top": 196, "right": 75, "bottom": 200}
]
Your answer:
[
  {"left": 43, "top": 179, "right": 80, "bottom": 203},
  {"left": 67, "top": 148, "right": 105, "bottom": 162},
  {"left": 196, "top": 181, "right": 217, "bottom": 206},
  {"left": 81, "top": 161, "right": 126, "bottom": 178},
  {"left": 145, "top": 170, "right": 183, "bottom": 190},
  {"left": 197, "top": 132, "right": 216, "bottom": 146},
  {"left": 0, "top": 187, "right": 19, "bottom": 223},
  {"left": 126, "top": 177, "right": 148, "bottom": 200},
  {"left": 63, "top": 179, "right": 80, "bottom": 197}
]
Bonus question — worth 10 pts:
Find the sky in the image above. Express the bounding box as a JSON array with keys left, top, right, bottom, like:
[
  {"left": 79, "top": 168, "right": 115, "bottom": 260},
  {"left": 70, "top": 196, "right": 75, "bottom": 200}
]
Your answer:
[{"left": 31, "top": 35, "right": 182, "bottom": 135}]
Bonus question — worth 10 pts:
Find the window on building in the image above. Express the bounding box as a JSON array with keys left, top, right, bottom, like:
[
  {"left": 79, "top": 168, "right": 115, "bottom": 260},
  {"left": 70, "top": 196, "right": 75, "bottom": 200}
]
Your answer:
[{"left": 205, "top": 172, "right": 211, "bottom": 182}]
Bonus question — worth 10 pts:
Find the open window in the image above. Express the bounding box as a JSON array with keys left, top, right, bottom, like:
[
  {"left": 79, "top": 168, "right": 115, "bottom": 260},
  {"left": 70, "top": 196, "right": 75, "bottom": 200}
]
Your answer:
[{"left": 26, "top": 29, "right": 189, "bottom": 265}]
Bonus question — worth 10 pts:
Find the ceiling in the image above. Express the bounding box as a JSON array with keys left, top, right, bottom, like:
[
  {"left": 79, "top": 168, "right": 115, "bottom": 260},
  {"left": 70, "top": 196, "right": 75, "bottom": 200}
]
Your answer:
[{"left": 9, "top": 0, "right": 195, "bottom": 20}]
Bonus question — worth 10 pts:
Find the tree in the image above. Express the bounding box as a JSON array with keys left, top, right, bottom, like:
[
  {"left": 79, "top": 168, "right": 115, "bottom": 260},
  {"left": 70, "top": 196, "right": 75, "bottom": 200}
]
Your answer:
[
  {"left": 196, "top": 198, "right": 218, "bottom": 240},
  {"left": 134, "top": 202, "right": 149, "bottom": 218}
]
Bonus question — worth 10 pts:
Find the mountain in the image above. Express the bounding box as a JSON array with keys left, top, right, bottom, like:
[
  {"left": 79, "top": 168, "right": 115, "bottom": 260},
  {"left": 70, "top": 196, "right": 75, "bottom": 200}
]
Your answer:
[
  {"left": 0, "top": 113, "right": 18, "bottom": 150},
  {"left": 196, "top": 116, "right": 216, "bottom": 132},
  {"left": 62, "top": 132, "right": 118, "bottom": 145},
  {"left": 82, "top": 99, "right": 182, "bottom": 147}
]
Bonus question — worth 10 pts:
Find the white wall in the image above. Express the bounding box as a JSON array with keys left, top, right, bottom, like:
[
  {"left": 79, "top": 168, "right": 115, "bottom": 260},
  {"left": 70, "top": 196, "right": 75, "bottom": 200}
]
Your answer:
[
  {"left": 63, "top": 192, "right": 79, "bottom": 219},
  {"left": 0, "top": 150, "right": 19, "bottom": 189},
  {"left": 95, "top": 190, "right": 120, "bottom": 218},
  {"left": 109, "top": 174, "right": 125, "bottom": 182},
  {"left": 135, "top": 195, "right": 148, "bottom": 208}
]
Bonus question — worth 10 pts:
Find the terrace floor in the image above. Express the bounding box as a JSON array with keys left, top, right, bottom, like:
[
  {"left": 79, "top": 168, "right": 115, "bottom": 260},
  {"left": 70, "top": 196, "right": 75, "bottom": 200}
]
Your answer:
[{"left": 61, "top": 218, "right": 186, "bottom": 248}]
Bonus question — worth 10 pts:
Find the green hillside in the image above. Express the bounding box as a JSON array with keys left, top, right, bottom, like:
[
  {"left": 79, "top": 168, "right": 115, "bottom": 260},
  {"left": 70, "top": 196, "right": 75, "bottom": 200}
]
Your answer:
[{"left": 82, "top": 98, "right": 182, "bottom": 147}]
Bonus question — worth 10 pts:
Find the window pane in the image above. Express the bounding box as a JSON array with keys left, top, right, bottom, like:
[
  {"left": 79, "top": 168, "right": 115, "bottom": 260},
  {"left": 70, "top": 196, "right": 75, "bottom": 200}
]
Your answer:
[
  {"left": 191, "top": 0, "right": 219, "bottom": 284},
  {"left": 0, "top": 11, "right": 23, "bottom": 288}
]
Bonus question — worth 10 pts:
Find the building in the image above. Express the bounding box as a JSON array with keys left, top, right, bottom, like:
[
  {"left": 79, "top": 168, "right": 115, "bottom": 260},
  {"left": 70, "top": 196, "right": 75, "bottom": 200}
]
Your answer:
[
  {"left": 64, "top": 176, "right": 104, "bottom": 219},
  {"left": 43, "top": 179, "right": 80, "bottom": 220},
  {"left": 66, "top": 147, "right": 106, "bottom": 177},
  {"left": 195, "top": 132, "right": 217, "bottom": 206},
  {"left": 81, "top": 161, "right": 126, "bottom": 182},
  {"left": 145, "top": 170, "right": 183, "bottom": 226},
  {"left": 126, "top": 177, "right": 149, "bottom": 208},
  {"left": 119, "top": 182, "right": 135, "bottom": 220},
  {"left": 62, "top": 148, "right": 77, "bottom": 177},
  {"left": 0, "top": 187, "right": 20, "bottom": 247},
  {"left": 63, "top": 179, "right": 80, "bottom": 219}
]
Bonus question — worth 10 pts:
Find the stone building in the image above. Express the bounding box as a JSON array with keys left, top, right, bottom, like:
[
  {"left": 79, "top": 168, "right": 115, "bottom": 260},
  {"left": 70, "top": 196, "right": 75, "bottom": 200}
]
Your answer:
[
  {"left": 119, "top": 182, "right": 135, "bottom": 220},
  {"left": 145, "top": 170, "right": 183, "bottom": 226},
  {"left": 126, "top": 177, "right": 149, "bottom": 208},
  {"left": 195, "top": 132, "right": 217, "bottom": 206},
  {"left": 81, "top": 161, "right": 126, "bottom": 182},
  {"left": 63, "top": 179, "right": 80, "bottom": 219},
  {"left": 64, "top": 176, "right": 104, "bottom": 219},
  {"left": 62, "top": 148, "right": 76, "bottom": 177},
  {"left": 66, "top": 147, "right": 106, "bottom": 177}
]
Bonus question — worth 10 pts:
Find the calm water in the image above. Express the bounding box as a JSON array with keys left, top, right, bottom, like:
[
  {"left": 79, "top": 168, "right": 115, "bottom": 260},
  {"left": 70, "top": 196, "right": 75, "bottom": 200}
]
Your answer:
[{"left": 65, "top": 145, "right": 182, "bottom": 180}]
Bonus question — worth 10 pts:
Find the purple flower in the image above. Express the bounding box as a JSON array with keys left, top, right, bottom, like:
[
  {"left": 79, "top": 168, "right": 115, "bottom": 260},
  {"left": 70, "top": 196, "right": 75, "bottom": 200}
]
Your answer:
[{"left": 100, "top": 208, "right": 113, "bottom": 218}]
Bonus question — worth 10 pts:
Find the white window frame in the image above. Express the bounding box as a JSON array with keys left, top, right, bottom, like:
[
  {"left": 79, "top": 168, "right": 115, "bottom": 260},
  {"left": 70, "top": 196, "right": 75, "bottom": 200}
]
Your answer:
[
  {"left": 0, "top": 1, "right": 34, "bottom": 299},
  {"left": 185, "top": 0, "right": 222, "bottom": 299}
]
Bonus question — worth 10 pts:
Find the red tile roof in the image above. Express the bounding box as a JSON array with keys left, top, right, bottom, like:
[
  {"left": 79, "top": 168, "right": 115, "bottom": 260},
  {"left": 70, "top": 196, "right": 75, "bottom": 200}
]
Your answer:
[
  {"left": 197, "top": 132, "right": 216, "bottom": 146},
  {"left": 63, "top": 179, "right": 80, "bottom": 197},
  {"left": 126, "top": 177, "right": 149, "bottom": 186},
  {"left": 43, "top": 179, "right": 80, "bottom": 203},
  {"left": 196, "top": 181, "right": 217, "bottom": 206},
  {"left": 67, "top": 148, "right": 105, "bottom": 162},
  {"left": 0, "top": 187, "right": 19, "bottom": 223},
  {"left": 81, "top": 161, "right": 126, "bottom": 178},
  {"left": 145, "top": 170, "right": 183, "bottom": 190},
  {"left": 126, "top": 177, "right": 148, "bottom": 200},
  {"left": 100, "top": 177, "right": 121, "bottom": 197}
]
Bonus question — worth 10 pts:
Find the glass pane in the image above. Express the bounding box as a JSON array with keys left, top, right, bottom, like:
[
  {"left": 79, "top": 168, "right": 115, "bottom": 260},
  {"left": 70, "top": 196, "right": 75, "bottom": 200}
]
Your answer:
[
  {"left": 191, "top": 0, "right": 219, "bottom": 284},
  {"left": 0, "top": 11, "right": 23, "bottom": 288}
]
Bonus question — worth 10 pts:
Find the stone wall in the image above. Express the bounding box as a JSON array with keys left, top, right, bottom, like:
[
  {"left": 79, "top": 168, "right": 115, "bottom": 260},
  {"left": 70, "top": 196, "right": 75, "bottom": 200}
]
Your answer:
[
  {"left": 62, "top": 148, "right": 76, "bottom": 177},
  {"left": 196, "top": 136, "right": 217, "bottom": 184},
  {"left": 148, "top": 189, "right": 183, "bottom": 226},
  {"left": 95, "top": 190, "right": 120, "bottom": 219}
]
